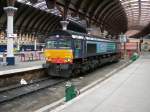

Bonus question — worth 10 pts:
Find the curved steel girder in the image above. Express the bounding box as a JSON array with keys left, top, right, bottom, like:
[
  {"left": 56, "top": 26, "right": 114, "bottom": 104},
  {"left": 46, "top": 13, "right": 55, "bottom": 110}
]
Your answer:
[
  {"left": 27, "top": 10, "right": 44, "bottom": 31},
  {"left": 86, "top": 0, "right": 104, "bottom": 17},
  {"left": 104, "top": 10, "right": 126, "bottom": 28},
  {"left": 98, "top": 2, "right": 123, "bottom": 22},
  {"left": 95, "top": 0, "right": 117, "bottom": 20},
  {"left": 0, "top": 2, "right": 5, "bottom": 19},
  {"left": 49, "top": 22, "right": 60, "bottom": 32},
  {"left": 17, "top": 6, "right": 33, "bottom": 31},
  {"left": 30, "top": 13, "right": 49, "bottom": 33},
  {"left": 47, "top": 17, "right": 61, "bottom": 32},
  {"left": 77, "top": 0, "right": 89, "bottom": 11},
  {"left": 74, "top": 0, "right": 84, "bottom": 14},
  {"left": 108, "top": 13, "right": 127, "bottom": 32},
  {"left": 52, "top": 23, "right": 60, "bottom": 31},
  {"left": 106, "top": 11, "right": 127, "bottom": 30},
  {"left": 43, "top": 16, "right": 60, "bottom": 33},
  {"left": 14, "top": 3, "right": 25, "bottom": 25},
  {"left": 0, "top": 14, "right": 6, "bottom": 29},
  {"left": 31, "top": 13, "right": 47, "bottom": 32},
  {"left": 101, "top": 10, "right": 122, "bottom": 29},
  {"left": 56, "top": 0, "right": 97, "bottom": 23},
  {"left": 94, "top": 0, "right": 115, "bottom": 19},
  {"left": 29, "top": 12, "right": 49, "bottom": 33},
  {"left": 38, "top": 14, "right": 55, "bottom": 33},
  {"left": 49, "top": 19, "right": 61, "bottom": 32},
  {"left": 7, "top": 0, "right": 16, "bottom": 6},
  {"left": 100, "top": 4, "right": 125, "bottom": 27},
  {"left": 40, "top": 16, "right": 55, "bottom": 31},
  {"left": 45, "top": 0, "right": 56, "bottom": 9},
  {"left": 103, "top": 11, "right": 127, "bottom": 34},
  {"left": 21, "top": 9, "right": 39, "bottom": 32},
  {"left": 46, "top": 18, "right": 60, "bottom": 33},
  {"left": 81, "top": 0, "right": 97, "bottom": 15},
  {"left": 104, "top": 13, "right": 127, "bottom": 33},
  {"left": 44, "top": 16, "right": 58, "bottom": 31}
]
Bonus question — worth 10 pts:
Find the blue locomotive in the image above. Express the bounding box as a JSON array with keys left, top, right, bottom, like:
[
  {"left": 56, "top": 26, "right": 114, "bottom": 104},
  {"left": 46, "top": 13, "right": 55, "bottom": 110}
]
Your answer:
[{"left": 44, "top": 30, "right": 121, "bottom": 78}]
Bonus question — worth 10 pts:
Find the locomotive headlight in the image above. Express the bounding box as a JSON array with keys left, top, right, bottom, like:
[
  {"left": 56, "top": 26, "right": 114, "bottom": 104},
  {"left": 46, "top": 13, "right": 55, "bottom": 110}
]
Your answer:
[
  {"left": 68, "top": 58, "right": 71, "bottom": 62},
  {"left": 65, "top": 58, "right": 71, "bottom": 62}
]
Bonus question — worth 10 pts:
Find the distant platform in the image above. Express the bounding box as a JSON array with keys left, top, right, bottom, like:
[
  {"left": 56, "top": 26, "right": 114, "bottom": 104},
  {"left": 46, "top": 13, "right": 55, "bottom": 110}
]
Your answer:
[
  {"left": 50, "top": 52, "right": 150, "bottom": 112},
  {"left": 0, "top": 55, "right": 45, "bottom": 76}
]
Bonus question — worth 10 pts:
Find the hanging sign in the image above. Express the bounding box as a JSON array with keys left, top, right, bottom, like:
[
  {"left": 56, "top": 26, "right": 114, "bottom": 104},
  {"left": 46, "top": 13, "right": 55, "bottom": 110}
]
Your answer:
[
  {"left": 119, "top": 34, "right": 127, "bottom": 43},
  {"left": 8, "top": 34, "right": 17, "bottom": 38}
]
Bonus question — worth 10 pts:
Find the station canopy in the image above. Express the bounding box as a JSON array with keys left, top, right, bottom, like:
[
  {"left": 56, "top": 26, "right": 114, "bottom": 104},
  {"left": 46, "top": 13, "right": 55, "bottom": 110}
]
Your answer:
[
  {"left": 14, "top": 0, "right": 128, "bottom": 35},
  {"left": 1, "top": 0, "right": 150, "bottom": 37}
]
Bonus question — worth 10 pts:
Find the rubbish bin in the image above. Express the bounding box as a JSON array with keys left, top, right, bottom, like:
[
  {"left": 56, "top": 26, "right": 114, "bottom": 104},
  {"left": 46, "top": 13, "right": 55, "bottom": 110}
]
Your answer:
[
  {"left": 0, "top": 54, "right": 3, "bottom": 63},
  {"left": 65, "top": 81, "right": 77, "bottom": 102},
  {"left": 130, "top": 52, "right": 139, "bottom": 61}
]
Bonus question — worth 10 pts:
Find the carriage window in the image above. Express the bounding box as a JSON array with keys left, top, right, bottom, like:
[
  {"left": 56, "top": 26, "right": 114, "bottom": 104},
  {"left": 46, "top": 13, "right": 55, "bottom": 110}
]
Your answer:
[{"left": 74, "top": 40, "right": 81, "bottom": 49}]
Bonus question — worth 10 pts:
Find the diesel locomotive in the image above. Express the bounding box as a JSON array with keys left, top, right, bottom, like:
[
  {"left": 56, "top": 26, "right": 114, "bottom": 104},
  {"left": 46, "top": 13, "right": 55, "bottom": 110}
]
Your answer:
[{"left": 44, "top": 30, "right": 121, "bottom": 78}]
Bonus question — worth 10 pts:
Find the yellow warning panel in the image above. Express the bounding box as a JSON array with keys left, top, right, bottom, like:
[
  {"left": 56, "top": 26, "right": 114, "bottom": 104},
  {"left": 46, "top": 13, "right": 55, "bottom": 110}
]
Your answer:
[{"left": 44, "top": 49, "right": 73, "bottom": 59}]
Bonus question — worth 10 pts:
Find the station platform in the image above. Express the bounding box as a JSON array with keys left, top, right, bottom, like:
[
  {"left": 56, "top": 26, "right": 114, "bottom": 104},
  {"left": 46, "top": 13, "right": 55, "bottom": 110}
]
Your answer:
[
  {"left": 51, "top": 53, "right": 150, "bottom": 112},
  {"left": 0, "top": 55, "right": 45, "bottom": 76}
]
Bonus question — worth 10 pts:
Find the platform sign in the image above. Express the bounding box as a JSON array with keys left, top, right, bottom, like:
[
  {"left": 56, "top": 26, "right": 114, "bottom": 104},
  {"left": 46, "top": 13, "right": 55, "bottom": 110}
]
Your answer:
[
  {"left": 119, "top": 34, "right": 127, "bottom": 43},
  {"left": 7, "top": 34, "right": 17, "bottom": 38}
]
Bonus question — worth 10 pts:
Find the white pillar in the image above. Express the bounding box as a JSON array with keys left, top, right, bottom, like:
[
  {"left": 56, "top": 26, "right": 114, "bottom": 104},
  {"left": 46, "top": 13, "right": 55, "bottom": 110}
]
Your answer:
[
  {"left": 4, "top": 6, "right": 17, "bottom": 65},
  {"left": 34, "top": 39, "right": 37, "bottom": 51},
  {"left": 60, "top": 21, "right": 69, "bottom": 30},
  {"left": 17, "top": 38, "right": 20, "bottom": 51}
]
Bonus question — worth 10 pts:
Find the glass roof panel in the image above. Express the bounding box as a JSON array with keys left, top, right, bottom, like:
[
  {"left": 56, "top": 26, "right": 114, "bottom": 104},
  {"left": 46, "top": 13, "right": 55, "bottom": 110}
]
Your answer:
[
  {"left": 17, "top": 0, "right": 62, "bottom": 16},
  {"left": 120, "top": 0, "right": 150, "bottom": 28}
]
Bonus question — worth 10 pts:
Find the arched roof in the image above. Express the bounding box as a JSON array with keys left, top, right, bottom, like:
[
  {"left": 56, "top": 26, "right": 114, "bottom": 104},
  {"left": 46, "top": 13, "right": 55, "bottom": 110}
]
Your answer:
[{"left": 0, "top": 0, "right": 128, "bottom": 37}]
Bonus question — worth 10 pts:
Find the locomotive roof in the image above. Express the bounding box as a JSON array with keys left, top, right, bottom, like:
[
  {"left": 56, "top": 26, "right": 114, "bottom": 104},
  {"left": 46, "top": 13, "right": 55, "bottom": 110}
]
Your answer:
[{"left": 48, "top": 30, "right": 117, "bottom": 42}]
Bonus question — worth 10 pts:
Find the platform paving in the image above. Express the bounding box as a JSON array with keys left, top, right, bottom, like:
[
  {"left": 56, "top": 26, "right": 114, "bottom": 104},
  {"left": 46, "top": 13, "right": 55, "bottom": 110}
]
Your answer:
[
  {"left": 50, "top": 53, "right": 150, "bottom": 112},
  {"left": 0, "top": 56, "right": 45, "bottom": 76}
]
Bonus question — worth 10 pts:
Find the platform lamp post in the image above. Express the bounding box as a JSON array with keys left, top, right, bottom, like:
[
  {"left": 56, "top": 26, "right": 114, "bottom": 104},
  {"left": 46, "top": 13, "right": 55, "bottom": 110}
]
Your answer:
[
  {"left": 60, "top": 0, "right": 71, "bottom": 30},
  {"left": 119, "top": 33, "right": 127, "bottom": 59},
  {"left": 4, "top": 0, "right": 17, "bottom": 65},
  {"left": 139, "top": 37, "right": 143, "bottom": 53},
  {"left": 60, "top": 21, "right": 69, "bottom": 30},
  {"left": 33, "top": 32, "right": 37, "bottom": 51}
]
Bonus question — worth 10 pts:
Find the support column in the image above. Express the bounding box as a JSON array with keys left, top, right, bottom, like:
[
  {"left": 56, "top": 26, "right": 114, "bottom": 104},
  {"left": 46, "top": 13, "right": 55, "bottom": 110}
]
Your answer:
[
  {"left": 34, "top": 39, "right": 37, "bottom": 51},
  {"left": 4, "top": 6, "right": 17, "bottom": 65},
  {"left": 86, "top": 28, "right": 92, "bottom": 35},
  {"left": 60, "top": 21, "right": 69, "bottom": 30},
  {"left": 17, "top": 38, "right": 20, "bottom": 51}
]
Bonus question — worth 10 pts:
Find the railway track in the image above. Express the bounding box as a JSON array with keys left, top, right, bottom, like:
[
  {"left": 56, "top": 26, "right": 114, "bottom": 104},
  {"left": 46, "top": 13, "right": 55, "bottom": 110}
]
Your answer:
[{"left": 0, "top": 77, "right": 65, "bottom": 103}]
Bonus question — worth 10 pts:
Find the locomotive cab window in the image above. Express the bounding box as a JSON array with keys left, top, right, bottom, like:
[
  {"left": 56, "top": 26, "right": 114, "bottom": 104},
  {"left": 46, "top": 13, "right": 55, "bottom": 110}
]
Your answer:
[
  {"left": 46, "top": 40, "right": 57, "bottom": 49},
  {"left": 58, "top": 39, "right": 71, "bottom": 49},
  {"left": 46, "top": 39, "right": 71, "bottom": 49}
]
